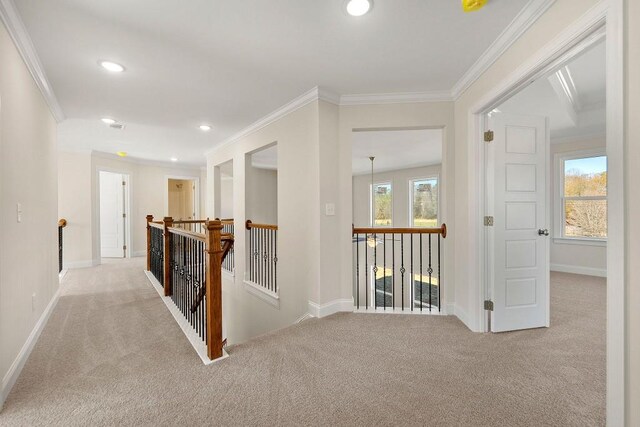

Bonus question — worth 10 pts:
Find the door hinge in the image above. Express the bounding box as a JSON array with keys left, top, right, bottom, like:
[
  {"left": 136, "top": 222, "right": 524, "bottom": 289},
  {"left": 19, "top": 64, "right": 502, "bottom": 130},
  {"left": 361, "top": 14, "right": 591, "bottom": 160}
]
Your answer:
[
  {"left": 484, "top": 300, "right": 494, "bottom": 311},
  {"left": 484, "top": 130, "right": 494, "bottom": 142},
  {"left": 122, "top": 181, "right": 126, "bottom": 186},
  {"left": 123, "top": 245, "right": 127, "bottom": 250},
  {"left": 484, "top": 216, "right": 494, "bottom": 226},
  {"left": 122, "top": 213, "right": 126, "bottom": 218}
]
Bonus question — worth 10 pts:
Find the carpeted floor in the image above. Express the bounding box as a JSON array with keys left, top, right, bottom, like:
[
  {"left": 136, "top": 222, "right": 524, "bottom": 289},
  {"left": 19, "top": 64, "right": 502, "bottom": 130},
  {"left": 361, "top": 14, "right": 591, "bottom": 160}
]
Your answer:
[{"left": 0, "top": 258, "right": 605, "bottom": 426}]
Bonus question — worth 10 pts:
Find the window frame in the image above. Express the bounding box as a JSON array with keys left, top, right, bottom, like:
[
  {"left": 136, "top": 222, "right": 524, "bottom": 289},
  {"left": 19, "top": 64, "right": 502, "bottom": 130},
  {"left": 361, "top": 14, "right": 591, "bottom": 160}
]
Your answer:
[
  {"left": 370, "top": 181, "right": 393, "bottom": 227},
  {"left": 554, "top": 148, "right": 607, "bottom": 245},
  {"left": 409, "top": 175, "right": 440, "bottom": 228}
]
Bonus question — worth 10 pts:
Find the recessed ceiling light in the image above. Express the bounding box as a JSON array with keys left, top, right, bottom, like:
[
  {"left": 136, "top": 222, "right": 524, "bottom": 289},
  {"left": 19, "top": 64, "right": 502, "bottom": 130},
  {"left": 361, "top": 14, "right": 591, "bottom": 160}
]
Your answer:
[
  {"left": 101, "top": 118, "right": 116, "bottom": 124},
  {"left": 170, "top": 157, "right": 178, "bottom": 162},
  {"left": 199, "top": 125, "right": 211, "bottom": 131},
  {"left": 346, "top": 0, "right": 372, "bottom": 17},
  {"left": 99, "top": 60, "right": 125, "bottom": 73},
  {"left": 116, "top": 151, "right": 127, "bottom": 157}
]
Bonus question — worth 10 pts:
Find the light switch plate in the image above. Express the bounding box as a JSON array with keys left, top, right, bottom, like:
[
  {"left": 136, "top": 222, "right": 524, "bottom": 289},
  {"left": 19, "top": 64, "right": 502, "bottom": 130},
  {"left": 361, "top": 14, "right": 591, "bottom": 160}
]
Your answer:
[{"left": 325, "top": 203, "right": 336, "bottom": 216}]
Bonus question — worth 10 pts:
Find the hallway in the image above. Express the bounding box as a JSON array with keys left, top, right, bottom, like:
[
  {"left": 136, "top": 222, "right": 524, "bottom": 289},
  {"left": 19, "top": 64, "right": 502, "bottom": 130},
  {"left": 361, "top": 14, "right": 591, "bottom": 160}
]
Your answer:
[{"left": 1, "top": 260, "right": 605, "bottom": 426}]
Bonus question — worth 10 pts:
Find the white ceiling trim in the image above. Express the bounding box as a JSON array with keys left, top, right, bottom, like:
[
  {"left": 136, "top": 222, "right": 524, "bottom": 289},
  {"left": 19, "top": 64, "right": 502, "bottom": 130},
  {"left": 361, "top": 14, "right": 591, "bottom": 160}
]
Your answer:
[
  {"left": 0, "top": 0, "right": 65, "bottom": 122},
  {"left": 340, "top": 90, "right": 453, "bottom": 105},
  {"left": 91, "top": 150, "right": 202, "bottom": 170},
  {"left": 205, "top": 86, "right": 325, "bottom": 156},
  {"left": 451, "top": 0, "right": 557, "bottom": 100}
]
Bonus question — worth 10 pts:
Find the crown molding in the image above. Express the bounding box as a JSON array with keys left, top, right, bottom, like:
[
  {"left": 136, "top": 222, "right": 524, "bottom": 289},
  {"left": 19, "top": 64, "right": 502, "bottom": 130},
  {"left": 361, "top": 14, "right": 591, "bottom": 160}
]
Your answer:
[
  {"left": 451, "top": 0, "right": 557, "bottom": 100},
  {"left": 206, "top": 86, "right": 326, "bottom": 156},
  {"left": 0, "top": 0, "right": 65, "bottom": 122},
  {"left": 340, "top": 90, "right": 453, "bottom": 105}
]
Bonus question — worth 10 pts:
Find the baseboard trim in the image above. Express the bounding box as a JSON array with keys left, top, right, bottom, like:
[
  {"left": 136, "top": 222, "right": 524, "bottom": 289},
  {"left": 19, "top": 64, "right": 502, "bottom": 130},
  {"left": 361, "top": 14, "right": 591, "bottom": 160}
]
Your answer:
[
  {"left": 64, "top": 259, "right": 99, "bottom": 269},
  {"left": 133, "top": 251, "right": 146, "bottom": 258},
  {"left": 143, "top": 271, "right": 228, "bottom": 365},
  {"left": 1, "top": 287, "right": 61, "bottom": 410},
  {"left": 551, "top": 263, "right": 607, "bottom": 278},
  {"left": 308, "top": 298, "right": 353, "bottom": 318},
  {"left": 58, "top": 269, "right": 68, "bottom": 281},
  {"left": 295, "top": 313, "right": 314, "bottom": 324}
]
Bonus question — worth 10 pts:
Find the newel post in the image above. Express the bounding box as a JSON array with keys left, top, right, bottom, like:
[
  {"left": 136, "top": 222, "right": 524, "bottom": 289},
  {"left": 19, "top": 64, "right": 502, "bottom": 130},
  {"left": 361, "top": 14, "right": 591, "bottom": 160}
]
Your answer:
[
  {"left": 205, "top": 219, "right": 224, "bottom": 360},
  {"left": 146, "top": 215, "right": 154, "bottom": 271},
  {"left": 163, "top": 216, "right": 174, "bottom": 297}
]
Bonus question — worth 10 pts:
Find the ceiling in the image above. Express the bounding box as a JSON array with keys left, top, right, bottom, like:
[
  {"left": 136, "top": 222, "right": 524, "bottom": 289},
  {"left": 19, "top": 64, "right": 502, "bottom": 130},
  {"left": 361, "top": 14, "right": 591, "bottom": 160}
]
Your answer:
[
  {"left": 498, "top": 39, "right": 606, "bottom": 141},
  {"left": 352, "top": 129, "right": 443, "bottom": 175},
  {"left": 14, "top": 0, "right": 530, "bottom": 165}
]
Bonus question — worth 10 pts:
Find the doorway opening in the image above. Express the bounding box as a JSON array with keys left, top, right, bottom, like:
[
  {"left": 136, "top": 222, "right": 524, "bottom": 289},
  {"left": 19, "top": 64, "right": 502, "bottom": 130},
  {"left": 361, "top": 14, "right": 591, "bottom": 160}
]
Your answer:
[
  {"left": 350, "top": 128, "right": 446, "bottom": 312},
  {"left": 99, "top": 171, "right": 130, "bottom": 259},
  {"left": 167, "top": 178, "right": 198, "bottom": 221},
  {"left": 483, "top": 35, "right": 607, "bottom": 333}
]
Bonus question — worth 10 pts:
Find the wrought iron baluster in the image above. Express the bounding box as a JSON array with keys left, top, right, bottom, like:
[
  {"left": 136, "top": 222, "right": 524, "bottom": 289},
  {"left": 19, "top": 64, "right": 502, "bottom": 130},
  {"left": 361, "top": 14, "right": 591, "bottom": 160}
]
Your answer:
[{"left": 428, "top": 234, "right": 433, "bottom": 313}]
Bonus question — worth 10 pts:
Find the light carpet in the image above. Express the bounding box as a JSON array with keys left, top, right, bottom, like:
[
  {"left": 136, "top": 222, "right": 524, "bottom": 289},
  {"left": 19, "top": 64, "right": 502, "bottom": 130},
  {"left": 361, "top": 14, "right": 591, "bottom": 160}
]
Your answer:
[{"left": 0, "top": 258, "right": 605, "bottom": 426}]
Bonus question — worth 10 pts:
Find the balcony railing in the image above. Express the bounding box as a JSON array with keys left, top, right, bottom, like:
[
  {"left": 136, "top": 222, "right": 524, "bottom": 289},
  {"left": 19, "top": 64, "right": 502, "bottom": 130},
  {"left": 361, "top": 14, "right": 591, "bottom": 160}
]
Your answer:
[
  {"left": 219, "top": 219, "right": 235, "bottom": 273},
  {"left": 352, "top": 224, "right": 447, "bottom": 312},
  {"left": 146, "top": 215, "right": 234, "bottom": 361},
  {"left": 58, "top": 218, "right": 67, "bottom": 273},
  {"left": 245, "top": 220, "right": 278, "bottom": 294}
]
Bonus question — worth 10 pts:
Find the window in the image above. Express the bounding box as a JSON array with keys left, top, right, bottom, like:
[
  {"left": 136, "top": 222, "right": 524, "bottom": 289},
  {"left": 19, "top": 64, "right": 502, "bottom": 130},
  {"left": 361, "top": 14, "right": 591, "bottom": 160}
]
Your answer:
[
  {"left": 557, "top": 152, "right": 607, "bottom": 239},
  {"left": 371, "top": 182, "right": 392, "bottom": 226},
  {"left": 410, "top": 177, "right": 439, "bottom": 227}
]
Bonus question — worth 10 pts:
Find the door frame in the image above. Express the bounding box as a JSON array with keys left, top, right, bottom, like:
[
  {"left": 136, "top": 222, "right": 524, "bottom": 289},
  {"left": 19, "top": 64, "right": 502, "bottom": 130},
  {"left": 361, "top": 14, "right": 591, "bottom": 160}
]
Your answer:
[
  {"left": 467, "top": 1, "right": 624, "bottom": 424},
  {"left": 96, "top": 169, "right": 132, "bottom": 259},
  {"left": 164, "top": 175, "right": 201, "bottom": 219}
]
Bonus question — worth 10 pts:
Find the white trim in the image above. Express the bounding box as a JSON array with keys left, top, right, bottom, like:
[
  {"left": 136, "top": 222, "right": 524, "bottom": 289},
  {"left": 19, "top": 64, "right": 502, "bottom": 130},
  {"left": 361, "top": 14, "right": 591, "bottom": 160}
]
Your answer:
[
  {"left": 65, "top": 259, "right": 100, "bottom": 269},
  {"left": 1, "top": 287, "right": 60, "bottom": 409},
  {"left": 340, "top": 91, "right": 453, "bottom": 105},
  {"left": 133, "top": 250, "right": 146, "bottom": 257},
  {"left": 451, "top": 0, "right": 557, "bottom": 100},
  {"left": 550, "top": 263, "right": 606, "bottom": 277},
  {"left": 58, "top": 269, "right": 68, "bottom": 281},
  {"left": 295, "top": 313, "right": 314, "bottom": 324},
  {"left": 553, "top": 237, "right": 606, "bottom": 247},
  {"left": 308, "top": 299, "right": 353, "bottom": 318},
  {"left": 223, "top": 268, "right": 235, "bottom": 280},
  {"left": 205, "top": 87, "right": 328, "bottom": 155},
  {"left": 0, "top": 0, "right": 64, "bottom": 122},
  {"left": 243, "top": 280, "right": 280, "bottom": 308},
  {"left": 352, "top": 307, "right": 447, "bottom": 316},
  {"left": 144, "top": 271, "right": 228, "bottom": 365}
]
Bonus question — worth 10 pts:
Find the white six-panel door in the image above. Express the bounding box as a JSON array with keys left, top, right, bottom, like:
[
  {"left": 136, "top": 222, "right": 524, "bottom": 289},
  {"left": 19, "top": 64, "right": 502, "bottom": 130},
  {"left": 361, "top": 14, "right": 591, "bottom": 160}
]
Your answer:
[
  {"left": 100, "top": 171, "right": 126, "bottom": 258},
  {"left": 488, "top": 113, "right": 550, "bottom": 332}
]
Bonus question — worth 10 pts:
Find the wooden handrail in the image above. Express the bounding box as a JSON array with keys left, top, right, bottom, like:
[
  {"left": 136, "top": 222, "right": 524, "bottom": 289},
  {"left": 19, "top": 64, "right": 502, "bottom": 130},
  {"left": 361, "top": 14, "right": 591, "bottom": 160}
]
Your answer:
[
  {"left": 168, "top": 226, "right": 206, "bottom": 241},
  {"left": 173, "top": 219, "right": 208, "bottom": 224},
  {"left": 353, "top": 223, "right": 447, "bottom": 238},
  {"left": 58, "top": 218, "right": 67, "bottom": 228},
  {"left": 245, "top": 220, "right": 278, "bottom": 231},
  {"left": 149, "top": 222, "right": 164, "bottom": 230}
]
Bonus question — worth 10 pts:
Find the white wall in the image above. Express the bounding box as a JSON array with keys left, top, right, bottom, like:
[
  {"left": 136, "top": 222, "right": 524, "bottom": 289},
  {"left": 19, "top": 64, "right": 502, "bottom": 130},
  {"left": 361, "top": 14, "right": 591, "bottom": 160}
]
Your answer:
[
  {"left": 58, "top": 151, "right": 93, "bottom": 268},
  {"left": 220, "top": 177, "right": 234, "bottom": 219},
  {"left": 0, "top": 22, "right": 59, "bottom": 408},
  {"left": 352, "top": 165, "right": 441, "bottom": 228},
  {"left": 58, "top": 151, "right": 205, "bottom": 263},
  {"left": 246, "top": 166, "right": 277, "bottom": 225},
  {"left": 550, "top": 136, "right": 607, "bottom": 276}
]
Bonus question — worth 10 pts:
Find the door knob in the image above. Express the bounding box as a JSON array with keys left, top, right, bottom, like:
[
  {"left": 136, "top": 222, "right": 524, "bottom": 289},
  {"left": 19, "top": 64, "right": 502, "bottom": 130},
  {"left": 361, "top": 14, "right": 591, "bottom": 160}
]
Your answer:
[{"left": 538, "top": 229, "right": 549, "bottom": 236}]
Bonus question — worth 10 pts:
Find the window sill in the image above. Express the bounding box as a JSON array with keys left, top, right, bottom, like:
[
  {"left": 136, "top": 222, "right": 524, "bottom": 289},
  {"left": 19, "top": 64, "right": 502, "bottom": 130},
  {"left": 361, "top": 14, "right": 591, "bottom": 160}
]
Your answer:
[
  {"left": 243, "top": 280, "right": 280, "bottom": 308},
  {"left": 553, "top": 237, "right": 607, "bottom": 247}
]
